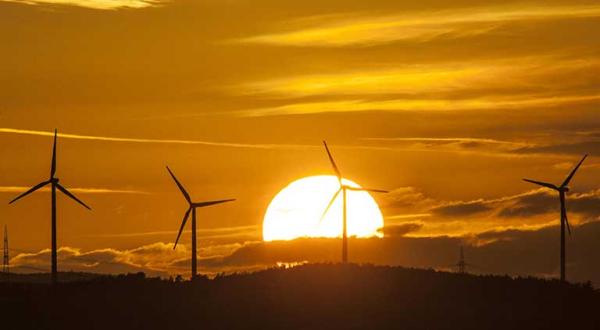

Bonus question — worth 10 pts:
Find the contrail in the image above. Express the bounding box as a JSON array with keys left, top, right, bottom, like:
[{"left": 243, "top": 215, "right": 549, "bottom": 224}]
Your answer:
[
  {"left": 0, "top": 128, "right": 312, "bottom": 150},
  {"left": 0, "top": 128, "right": 547, "bottom": 157},
  {"left": 0, "top": 186, "right": 148, "bottom": 194}
]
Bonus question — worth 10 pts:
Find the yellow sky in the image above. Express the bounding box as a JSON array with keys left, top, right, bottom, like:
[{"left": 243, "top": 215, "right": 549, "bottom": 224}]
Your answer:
[{"left": 1, "top": 0, "right": 600, "bottom": 280}]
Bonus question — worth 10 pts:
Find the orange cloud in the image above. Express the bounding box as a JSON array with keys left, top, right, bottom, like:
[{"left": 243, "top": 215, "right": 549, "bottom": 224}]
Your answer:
[{"left": 10, "top": 243, "right": 187, "bottom": 276}]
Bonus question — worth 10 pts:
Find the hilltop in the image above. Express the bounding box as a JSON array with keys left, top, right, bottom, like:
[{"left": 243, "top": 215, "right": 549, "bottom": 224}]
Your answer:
[{"left": 1, "top": 264, "right": 598, "bottom": 329}]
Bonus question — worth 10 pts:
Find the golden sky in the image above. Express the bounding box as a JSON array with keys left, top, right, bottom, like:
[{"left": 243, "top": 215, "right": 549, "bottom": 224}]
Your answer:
[{"left": 1, "top": 0, "right": 600, "bottom": 281}]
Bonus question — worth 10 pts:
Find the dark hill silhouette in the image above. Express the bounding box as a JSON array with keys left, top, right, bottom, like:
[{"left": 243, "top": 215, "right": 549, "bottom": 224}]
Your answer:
[{"left": 1, "top": 264, "right": 598, "bottom": 329}]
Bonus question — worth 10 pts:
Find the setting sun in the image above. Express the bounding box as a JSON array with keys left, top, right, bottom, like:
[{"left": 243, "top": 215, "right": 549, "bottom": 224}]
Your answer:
[{"left": 262, "top": 175, "right": 384, "bottom": 241}]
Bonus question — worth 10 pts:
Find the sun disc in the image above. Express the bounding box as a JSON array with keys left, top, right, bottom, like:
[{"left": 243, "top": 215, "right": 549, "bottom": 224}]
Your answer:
[{"left": 263, "top": 175, "right": 384, "bottom": 241}]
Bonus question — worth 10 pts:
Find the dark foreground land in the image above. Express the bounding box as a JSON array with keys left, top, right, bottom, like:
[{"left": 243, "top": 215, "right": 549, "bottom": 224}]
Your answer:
[{"left": 1, "top": 264, "right": 598, "bottom": 330}]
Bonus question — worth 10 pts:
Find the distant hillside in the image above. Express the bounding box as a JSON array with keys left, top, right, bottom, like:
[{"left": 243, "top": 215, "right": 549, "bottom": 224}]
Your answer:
[{"left": 1, "top": 264, "right": 598, "bottom": 330}]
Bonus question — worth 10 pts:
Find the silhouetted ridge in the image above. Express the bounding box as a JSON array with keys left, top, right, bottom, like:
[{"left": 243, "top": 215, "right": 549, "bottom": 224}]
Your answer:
[{"left": 1, "top": 264, "right": 598, "bottom": 329}]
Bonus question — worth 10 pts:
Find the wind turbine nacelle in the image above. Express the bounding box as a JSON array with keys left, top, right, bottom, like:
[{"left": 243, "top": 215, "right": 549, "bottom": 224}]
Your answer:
[{"left": 562, "top": 186, "right": 570, "bottom": 192}]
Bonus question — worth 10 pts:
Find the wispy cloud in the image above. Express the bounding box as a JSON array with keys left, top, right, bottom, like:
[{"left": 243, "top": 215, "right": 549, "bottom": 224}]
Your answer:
[
  {"left": 0, "top": 186, "right": 148, "bottom": 194},
  {"left": 238, "top": 57, "right": 600, "bottom": 99},
  {"left": 1, "top": 0, "right": 166, "bottom": 10},
  {"left": 236, "top": 57, "right": 600, "bottom": 117},
  {"left": 239, "top": 5, "right": 600, "bottom": 47},
  {"left": 241, "top": 64, "right": 488, "bottom": 97}
]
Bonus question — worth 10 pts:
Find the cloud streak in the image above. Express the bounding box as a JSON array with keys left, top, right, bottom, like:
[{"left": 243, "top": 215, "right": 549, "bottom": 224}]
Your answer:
[
  {"left": 236, "top": 56, "right": 600, "bottom": 117},
  {"left": 239, "top": 5, "right": 600, "bottom": 47}
]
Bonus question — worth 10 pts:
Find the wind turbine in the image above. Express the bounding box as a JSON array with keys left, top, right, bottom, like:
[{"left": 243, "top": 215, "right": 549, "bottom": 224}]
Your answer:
[
  {"left": 166, "top": 166, "right": 235, "bottom": 279},
  {"left": 8, "top": 129, "right": 91, "bottom": 284},
  {"left": 523, "top": 154, "right": 587, "bottom": 282},
  {"left": 320, "top": 141, "right": 388, "bottom": 264}
]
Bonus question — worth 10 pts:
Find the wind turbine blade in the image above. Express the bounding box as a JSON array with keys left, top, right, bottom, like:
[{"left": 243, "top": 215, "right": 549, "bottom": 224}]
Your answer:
[
  {"left": 50, "top": 129, "right": 57, "bottom": 178},
  {"left": 319, "top": 188, "right": 341, "bottom": 222},
  {"left": 56, "top": 183, "right": 91, "bottom": 210},
  {"left": 166, "top": 166, "right": 191, "bottom": 203},
  {"left": 522, "top": 179, "right": 558, "bottom": 190},
  {"left": 561, "top": 154, "right": 588, "bottom": 188},
  {"left": 174, "top": 207, "right": 192, "bottom": 249},
  {"left": 8, "top": 181, "right": 51, "bottom": 204},
  {"left": 346, "top": 187, "right": 388, "bottom": 193},
  {"left": 193, "top": 199, "right": 236, "bottom": 208},
  {"left": 323, "top": 141, "right": 342, "bottom": 181}
]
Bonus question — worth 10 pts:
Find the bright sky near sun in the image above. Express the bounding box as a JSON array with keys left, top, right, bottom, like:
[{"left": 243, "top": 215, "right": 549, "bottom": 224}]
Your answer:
[{"left": 1, "top": 0, "right": 600, "bottom": 281}]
